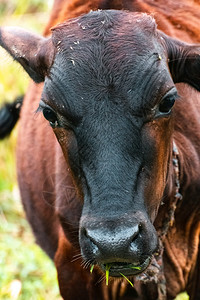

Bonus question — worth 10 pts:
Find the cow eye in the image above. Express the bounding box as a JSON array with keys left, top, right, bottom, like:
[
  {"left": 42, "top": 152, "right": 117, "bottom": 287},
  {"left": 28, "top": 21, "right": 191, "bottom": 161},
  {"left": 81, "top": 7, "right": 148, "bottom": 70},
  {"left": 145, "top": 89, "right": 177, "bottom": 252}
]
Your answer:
[
  {"left": 43, "top": 108, "right": 59, "bottom": 128},
  {"left": 159, "top": 97, "right": 175, "bottom": 113},
  {"left": 158, "top": 89, "right": 178, "bottom": 114}
]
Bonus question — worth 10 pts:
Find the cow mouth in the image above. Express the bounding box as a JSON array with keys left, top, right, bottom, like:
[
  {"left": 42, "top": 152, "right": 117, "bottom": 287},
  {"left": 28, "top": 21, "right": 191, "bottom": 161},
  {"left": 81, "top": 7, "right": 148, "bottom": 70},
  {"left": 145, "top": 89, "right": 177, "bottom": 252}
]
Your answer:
[{"left": 100, "top": 257, "right": 151, "bottom": 277}]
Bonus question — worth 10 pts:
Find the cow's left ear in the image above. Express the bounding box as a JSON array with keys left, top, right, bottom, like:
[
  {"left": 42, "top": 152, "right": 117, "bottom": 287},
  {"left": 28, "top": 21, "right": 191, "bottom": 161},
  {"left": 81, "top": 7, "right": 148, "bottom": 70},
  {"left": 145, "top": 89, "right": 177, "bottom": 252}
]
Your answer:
[
  {"left": 0, "top": 27, "right": 55, "bottom": 83},
  {"left": 162, "top": 33, "right": 200, "bottom": 91}
]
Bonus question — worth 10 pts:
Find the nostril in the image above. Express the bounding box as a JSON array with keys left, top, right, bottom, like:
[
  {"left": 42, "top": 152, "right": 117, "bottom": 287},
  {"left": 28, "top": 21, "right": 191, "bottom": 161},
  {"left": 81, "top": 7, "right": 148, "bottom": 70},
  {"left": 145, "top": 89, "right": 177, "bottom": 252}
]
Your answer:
[
  {"left": 129, "top": 224, "right": 141, "bottom": 252},
  {"left": 131, "top": 224, "right": 140, "bottom": 242},
  {"left": 81, "top": 227, "right": 99, "bottom": 255},
  {"left": 82, "top": 227, "right": 89, "bottom": 238}
]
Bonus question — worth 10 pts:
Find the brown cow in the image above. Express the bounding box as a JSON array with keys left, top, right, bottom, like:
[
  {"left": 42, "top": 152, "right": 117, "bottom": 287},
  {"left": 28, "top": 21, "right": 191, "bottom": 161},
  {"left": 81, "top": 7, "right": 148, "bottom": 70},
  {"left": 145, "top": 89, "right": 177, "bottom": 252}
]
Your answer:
[{"left": 0, "top": 1, "right": 200, "bottom": 299}]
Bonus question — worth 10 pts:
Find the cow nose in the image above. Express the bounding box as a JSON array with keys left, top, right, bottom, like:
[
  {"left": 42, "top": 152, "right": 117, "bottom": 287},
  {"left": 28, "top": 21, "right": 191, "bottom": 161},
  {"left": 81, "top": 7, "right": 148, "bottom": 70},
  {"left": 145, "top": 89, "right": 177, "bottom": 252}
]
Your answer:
[
  {"left": 80, "top": 224, "right": 141, "bottom": 260},
  {"left": 79, "top": 216, "right": 158, "bottom": 277}
]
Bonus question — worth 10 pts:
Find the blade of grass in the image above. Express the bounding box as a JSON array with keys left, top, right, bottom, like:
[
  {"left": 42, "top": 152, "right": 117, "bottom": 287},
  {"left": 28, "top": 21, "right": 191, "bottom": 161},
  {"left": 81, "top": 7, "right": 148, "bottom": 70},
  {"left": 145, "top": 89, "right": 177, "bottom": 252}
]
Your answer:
[
  {"left": 119, "top": 273, "right": 134, "bottom": 287},
  {"left": 90, "top": 265, "right": 94, "bottom": 274},
  {"left": 106, "top": 264, "right": 111, "bottom": 286},
  {"left": 130, "top": 266, "right": 141, "bottom": 270}
]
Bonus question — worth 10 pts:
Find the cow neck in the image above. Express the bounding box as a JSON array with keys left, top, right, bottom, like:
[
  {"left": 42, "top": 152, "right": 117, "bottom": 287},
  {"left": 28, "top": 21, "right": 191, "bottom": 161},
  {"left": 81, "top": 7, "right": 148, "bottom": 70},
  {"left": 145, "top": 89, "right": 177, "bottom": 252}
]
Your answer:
[{"left": 135, "top": 140, "right": 182, "bottom": 299}]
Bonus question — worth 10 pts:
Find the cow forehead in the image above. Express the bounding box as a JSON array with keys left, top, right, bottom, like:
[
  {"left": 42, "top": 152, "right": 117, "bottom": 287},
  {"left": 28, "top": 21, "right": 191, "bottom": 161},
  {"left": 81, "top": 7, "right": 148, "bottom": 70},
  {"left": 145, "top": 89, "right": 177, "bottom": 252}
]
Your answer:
[
  {"left": 52, "top": 10, "right": 158, "bottom": 45},
  {"left": 44, "top": 10, "right": 173, "bottom": 115},
  {"left": 51, "top": 10, "right": 161, "bottom": 61}
]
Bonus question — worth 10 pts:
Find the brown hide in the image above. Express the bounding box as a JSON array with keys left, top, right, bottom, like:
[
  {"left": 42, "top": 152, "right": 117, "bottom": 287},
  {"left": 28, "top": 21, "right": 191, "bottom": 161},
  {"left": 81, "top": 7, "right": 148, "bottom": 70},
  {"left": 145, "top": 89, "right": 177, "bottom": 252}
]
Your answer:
[{"left": 14, "top": 1, "right": 200, "bottom": 300}]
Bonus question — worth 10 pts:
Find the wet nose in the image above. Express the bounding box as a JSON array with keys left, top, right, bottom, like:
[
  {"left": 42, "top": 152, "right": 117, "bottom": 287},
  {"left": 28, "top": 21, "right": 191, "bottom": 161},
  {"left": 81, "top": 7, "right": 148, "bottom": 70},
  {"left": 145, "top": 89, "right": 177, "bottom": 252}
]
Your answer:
[{"left": 80, "top": 223, "right": 142, "bottom": 262}]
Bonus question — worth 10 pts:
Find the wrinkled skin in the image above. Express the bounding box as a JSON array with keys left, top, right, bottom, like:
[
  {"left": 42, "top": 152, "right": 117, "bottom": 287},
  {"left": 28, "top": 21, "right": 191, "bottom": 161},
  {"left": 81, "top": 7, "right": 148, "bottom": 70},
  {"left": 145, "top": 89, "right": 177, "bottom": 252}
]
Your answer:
[{"left": 1, "top": 1, "right": 200, "bottom": 300}]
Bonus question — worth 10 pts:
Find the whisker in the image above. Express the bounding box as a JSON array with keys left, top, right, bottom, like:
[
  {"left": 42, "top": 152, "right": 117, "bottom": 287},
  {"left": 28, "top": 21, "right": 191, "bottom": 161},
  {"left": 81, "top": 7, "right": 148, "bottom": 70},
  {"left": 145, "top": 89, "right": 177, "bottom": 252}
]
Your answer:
[
  {"left": 84, "top": 261, "right": 91, "bottom": 269},
  {"left": 71, "top": 255, "right": 82, "bottom": 263},
  {"left": 73, "top": 253, "right": 82, "bottom": 258},
  {"left": 96, "top": 273, "right": 106, "bottom": 285},
  {"left": 81, "top": 259, "right": 92, "bottom": 269}
]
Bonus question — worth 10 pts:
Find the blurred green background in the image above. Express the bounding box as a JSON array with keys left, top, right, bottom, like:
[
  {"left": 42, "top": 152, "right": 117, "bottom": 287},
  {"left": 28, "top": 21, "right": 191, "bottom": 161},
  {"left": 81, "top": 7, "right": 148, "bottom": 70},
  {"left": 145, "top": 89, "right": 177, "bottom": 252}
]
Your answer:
[
  {"left": 0, "top": 1, "right": 60, "bottom": 299},
  {"left": 0, "top": 1, "right": 189, "bottom": 299}
]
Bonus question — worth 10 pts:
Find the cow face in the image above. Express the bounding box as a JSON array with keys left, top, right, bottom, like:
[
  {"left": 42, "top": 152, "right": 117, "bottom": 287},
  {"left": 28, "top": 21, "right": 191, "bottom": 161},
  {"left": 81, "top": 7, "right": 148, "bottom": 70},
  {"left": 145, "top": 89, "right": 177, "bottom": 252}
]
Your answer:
[
  {"left": 1, "top": 10, "right": 200, "bottom": 277},
  {"left": 46, "top": 12, "right": 175, "bottom": 275}
]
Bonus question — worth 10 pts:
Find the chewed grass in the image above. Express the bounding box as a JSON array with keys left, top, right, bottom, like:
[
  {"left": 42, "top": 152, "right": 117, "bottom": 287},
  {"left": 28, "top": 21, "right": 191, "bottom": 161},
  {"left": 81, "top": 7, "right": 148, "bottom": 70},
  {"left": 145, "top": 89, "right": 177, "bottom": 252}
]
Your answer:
[
  {"left": 119, "top": 273, "right": 134, "bottom": 287},
  {"left": 105, "top": 264, "right": 135, "bottom": 287},
  {"left": 93, "top": 263, "right": 189, "bottom": 299},
  {"left": 131, "top": 266, "right": 141, "bottom": 270},
  {"left": 90, "top": 264, "right": 94, "bottom": 274},
  {"left": 105, "top": 264, "right": 111, "bottom": 286}
]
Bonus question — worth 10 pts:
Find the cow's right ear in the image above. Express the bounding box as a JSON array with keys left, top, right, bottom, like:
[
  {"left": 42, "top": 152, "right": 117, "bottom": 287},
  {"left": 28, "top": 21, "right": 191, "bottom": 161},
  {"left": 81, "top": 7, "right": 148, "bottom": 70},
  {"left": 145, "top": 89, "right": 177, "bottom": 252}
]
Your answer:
[
  {"left": 0, "top": 27, "right": 55, "bottom": 83},
  {"left": 161, "top": 32, "right": 200, "bottom": 91}
]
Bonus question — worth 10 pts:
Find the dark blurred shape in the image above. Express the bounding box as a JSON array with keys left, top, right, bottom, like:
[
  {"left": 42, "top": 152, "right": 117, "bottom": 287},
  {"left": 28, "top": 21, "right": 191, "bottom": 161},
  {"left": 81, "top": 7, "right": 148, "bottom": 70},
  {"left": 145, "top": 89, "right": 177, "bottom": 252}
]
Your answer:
[{"left": 0, "top": 95, "right": 23, "bottom": 139}]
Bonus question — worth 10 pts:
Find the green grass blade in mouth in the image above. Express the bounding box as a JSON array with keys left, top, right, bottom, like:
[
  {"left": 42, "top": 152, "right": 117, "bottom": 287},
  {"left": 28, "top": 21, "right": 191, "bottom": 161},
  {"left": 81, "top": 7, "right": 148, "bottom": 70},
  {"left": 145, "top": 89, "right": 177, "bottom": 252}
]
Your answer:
[
  {"left": 90, "top": 265, "right": 94, "bottom": 274},
  {"left": 106, "top": 264, "right": 111, "bottom": 286},
  {"left": 130, "top": 266, "right": 141, "bottom": 270},
  {"left": 119, "top": 273, "right": 134, "bottom": 287}
]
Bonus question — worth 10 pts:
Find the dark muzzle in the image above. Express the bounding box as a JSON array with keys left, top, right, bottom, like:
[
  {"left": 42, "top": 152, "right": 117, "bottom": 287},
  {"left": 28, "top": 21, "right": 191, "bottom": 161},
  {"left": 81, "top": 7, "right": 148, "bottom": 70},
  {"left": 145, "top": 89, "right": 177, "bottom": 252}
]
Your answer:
[{"left": 79, "top": 214, "right": 158, "bottom": 277}]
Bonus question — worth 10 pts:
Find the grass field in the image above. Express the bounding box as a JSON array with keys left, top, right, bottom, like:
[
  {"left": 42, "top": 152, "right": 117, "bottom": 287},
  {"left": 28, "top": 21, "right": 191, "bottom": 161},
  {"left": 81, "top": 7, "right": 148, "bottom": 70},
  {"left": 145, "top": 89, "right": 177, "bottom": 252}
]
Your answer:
[
  {"left": 0, "top": 1, "right": 60, "bottom": 299},
  {"left": 0, "top": 1, "right": 189, "bottom": 299}
]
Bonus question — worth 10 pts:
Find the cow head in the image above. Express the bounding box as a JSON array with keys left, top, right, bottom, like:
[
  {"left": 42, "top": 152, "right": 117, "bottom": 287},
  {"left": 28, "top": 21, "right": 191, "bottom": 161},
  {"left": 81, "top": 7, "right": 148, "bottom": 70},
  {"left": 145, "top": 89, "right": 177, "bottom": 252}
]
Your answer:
[{"left": 1, "top": 10, "right": 200, "bottom": 277}]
